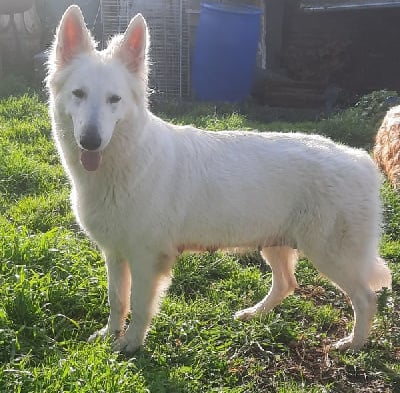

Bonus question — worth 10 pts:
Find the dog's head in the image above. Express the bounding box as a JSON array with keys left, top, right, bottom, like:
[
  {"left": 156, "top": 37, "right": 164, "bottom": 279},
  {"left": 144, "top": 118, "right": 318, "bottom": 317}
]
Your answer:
[{"left": 47, "top": 5, "right": 149, "bottom": 171}]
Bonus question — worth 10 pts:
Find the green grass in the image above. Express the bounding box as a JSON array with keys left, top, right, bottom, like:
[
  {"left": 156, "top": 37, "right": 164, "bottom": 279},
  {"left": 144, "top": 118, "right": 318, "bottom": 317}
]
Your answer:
[{"left": 0, "top": 93, "right": 399, "bottom": 392}]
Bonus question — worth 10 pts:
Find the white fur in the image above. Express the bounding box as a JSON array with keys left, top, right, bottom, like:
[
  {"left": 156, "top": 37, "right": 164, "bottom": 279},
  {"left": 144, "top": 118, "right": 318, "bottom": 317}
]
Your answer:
[{"left": 47, "top": 6, "right": 392, "bottom": 353}]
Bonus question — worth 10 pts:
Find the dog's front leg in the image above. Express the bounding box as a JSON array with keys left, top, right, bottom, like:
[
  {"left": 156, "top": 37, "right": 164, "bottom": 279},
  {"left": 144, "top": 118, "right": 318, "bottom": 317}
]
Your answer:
[
  {"left": 89, "top": 253, "right": 131, "bottom": 342},
  {"left": 112, "top": 249, "right": 172, "bottom": 354}
]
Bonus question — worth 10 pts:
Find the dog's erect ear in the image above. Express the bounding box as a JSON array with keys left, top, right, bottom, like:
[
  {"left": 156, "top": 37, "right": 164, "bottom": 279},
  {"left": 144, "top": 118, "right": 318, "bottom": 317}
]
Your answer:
[
  {"left": 55, "top": 5, "right": 94, "bottom": 67},
  {"left": 118, "top": 14, "right": 148, "bottom": 74}
]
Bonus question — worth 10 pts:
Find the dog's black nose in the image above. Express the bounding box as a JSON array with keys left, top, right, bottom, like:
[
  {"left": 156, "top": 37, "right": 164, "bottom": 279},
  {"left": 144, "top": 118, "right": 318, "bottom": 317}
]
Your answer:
[{"left": 80, "top": 124, "right": 101, "bottom": 151}]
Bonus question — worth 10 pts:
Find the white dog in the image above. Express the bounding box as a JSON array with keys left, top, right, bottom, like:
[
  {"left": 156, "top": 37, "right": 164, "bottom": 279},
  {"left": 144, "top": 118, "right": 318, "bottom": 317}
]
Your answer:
[{"left": 47, "top": 5, "right": 391, "bottom": 354}]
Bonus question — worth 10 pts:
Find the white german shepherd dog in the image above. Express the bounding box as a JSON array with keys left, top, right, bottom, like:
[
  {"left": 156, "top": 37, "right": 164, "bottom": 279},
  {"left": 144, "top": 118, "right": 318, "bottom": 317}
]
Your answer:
[{"left": 47, "top": 5, "right": 391, "bottom": 354}]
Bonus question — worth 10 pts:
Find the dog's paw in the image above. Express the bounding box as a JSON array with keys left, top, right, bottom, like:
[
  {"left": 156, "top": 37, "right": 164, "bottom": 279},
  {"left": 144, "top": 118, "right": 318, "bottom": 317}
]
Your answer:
[
  {"left": 234, "top": 306, "right": 258, "bottom": 321},
  {"left": 88, "top": 325, "right": 109, "bottom": 342},
  {"left": 332, "top": 334, "right": 362, "bottom": 351},
  {"left": 88, "top": 325, "right": 122, "bottom": 343},
  {"left": 112, "top": 335, "right": 141, "bottom": 355}
]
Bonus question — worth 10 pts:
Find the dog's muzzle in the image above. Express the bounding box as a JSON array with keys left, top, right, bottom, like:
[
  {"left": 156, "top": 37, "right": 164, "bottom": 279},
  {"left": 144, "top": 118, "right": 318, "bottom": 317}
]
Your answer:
[
  {"left": 80, "top": 124, "right": 101, "bottom": 151},
  {"left": 79, "top": 124, "right": 102, "bottom": 172}
]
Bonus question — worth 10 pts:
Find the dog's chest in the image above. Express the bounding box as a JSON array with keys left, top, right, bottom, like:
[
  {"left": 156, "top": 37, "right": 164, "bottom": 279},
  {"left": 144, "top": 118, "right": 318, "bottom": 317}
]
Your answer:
[{"left": 74, "top": 182, "right": 142, "bottom": 247}]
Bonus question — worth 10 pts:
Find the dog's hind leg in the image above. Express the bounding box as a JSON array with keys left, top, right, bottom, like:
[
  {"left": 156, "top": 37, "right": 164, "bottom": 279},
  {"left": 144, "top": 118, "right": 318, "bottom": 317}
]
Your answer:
[
  {"left": 89, "top": 252, "right": 131, "bottom": 342},
  {"left": 235, "top": 246, "right": 298, "bottom": 321},
  {"left": 332, "top": 282, "right": 377, "bottom": 351},
  {"left": 308, "top": 249, "right": 381, "bottom": 350}
]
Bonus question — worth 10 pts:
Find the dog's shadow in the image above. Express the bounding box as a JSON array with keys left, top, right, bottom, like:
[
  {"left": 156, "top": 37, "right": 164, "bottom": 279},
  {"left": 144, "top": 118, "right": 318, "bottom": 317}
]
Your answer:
[{"left": 117, "top": 348, "right": 191, "bottom": 392}]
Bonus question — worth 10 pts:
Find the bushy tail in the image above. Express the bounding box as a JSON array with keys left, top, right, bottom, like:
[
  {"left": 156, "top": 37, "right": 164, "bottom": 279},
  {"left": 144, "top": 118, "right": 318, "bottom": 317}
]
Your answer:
[{"left": 368, "top": 257, "right": 392, "bottom": 291}]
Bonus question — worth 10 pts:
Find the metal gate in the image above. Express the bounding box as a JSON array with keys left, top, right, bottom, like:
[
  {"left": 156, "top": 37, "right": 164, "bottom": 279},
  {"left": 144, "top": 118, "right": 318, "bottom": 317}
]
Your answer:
[{"left": 100, "top": 0, "right": 189, "bottom": 98}]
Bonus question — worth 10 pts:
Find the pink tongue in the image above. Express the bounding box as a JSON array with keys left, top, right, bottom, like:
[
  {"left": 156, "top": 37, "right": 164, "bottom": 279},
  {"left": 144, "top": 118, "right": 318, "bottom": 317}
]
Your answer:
[{"left": 80, "top": 150, "right": 102, "bottom": 171}]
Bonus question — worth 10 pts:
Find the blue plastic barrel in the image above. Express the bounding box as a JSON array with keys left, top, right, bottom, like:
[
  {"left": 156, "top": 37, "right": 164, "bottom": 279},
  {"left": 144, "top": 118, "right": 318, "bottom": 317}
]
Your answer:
[{"left": 192, "top": 2, "right": 261, "bottom": 102}]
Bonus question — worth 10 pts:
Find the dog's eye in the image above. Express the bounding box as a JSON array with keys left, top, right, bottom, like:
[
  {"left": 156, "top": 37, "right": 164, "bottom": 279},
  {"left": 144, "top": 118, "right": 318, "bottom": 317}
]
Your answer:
[
  {"left": 108, "top": 94, "right": 121, "bottom": 104},
  {"left": 72, "top": 89, "right": 86, "bottom": 99}
]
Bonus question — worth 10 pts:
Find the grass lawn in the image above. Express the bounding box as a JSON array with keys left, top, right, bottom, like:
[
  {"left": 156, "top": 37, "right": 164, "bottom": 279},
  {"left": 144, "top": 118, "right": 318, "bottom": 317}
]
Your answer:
[{"left": 0, "top": 93, "right": 399, "bottom": 392}]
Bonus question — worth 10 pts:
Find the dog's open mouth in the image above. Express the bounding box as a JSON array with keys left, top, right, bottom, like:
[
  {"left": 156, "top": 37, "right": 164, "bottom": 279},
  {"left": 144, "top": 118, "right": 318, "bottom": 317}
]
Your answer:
[{"left": 80, "top": 150, "right": 102, "bottom": 171}]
